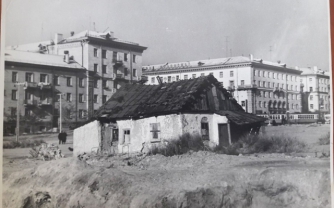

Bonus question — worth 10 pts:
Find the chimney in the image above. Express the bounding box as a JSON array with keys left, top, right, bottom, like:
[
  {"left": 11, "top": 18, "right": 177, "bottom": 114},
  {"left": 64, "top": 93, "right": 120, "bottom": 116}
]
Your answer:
[
  {"left": 249, "top": 54, "right": 253, "bottom": 61},
  {"left": 70, "top": 31, "right": 75, "bottom": 36},
  {"left": 64, "top": 51, "right": 70, "bottom": 63},
  {"left": 313, "top": 66, "right": 318, "bottom": 72},
  {"left": 295, "top": 66, "right": 299, "bottom": 70},
  {"left": 54, "top": 33, "right": 63, "bottom": 44}
]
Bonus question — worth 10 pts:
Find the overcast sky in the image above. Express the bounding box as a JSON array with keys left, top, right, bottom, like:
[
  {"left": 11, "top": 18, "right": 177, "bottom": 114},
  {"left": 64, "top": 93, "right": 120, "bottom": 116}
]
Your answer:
[{"left": 4, "top": 0, "right": 330, "bottom": 70}]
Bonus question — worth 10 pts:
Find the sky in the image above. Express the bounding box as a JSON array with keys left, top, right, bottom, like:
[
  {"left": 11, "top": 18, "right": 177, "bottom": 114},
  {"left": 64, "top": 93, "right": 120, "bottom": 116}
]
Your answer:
[{"left": 3, "top": 0, "right": 331, "bottom": 70}]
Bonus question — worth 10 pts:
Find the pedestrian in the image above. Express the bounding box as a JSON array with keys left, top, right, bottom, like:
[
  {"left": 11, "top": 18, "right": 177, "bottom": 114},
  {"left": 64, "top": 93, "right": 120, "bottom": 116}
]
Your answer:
[
  {"left": 58, "top": 131, "right": 63, "bottom": 145},
  {"left": 62, "top": 131, "right": 67, "bottom": 144}
]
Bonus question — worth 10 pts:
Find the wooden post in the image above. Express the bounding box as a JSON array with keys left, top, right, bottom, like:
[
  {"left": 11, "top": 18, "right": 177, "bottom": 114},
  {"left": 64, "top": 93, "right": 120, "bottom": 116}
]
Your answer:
[{"left": 227, "top": 120, "right": 232, "bottom": 145}]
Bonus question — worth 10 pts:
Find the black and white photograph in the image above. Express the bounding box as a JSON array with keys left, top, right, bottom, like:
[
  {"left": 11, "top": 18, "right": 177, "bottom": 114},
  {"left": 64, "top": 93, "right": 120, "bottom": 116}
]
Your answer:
[{"left": 1, "top": 0, "right": 332, "bottom": 207}]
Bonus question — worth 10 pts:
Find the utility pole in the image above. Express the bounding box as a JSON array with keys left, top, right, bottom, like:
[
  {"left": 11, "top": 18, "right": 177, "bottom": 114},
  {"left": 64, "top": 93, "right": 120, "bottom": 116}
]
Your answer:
[
  {"left": 269, "top": 46, "right": 272, "bottom": 61},
  {"left": 285, "top": 74, "right": 289, "bottom": 125},
  {"left": 15, "top": 82, "right": 27, "bottom": 142},
  {"left": 58, "top": 93, "right": 63, "bottom": 132},
  {"left": 225, "top": 36, "right": 229, "bottom": 57}
]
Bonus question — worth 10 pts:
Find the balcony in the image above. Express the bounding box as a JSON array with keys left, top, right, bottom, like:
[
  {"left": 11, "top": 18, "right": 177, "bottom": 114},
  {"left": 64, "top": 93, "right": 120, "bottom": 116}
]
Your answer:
[
  {"left": 112, "top": 58, "right": 123, "bottom": 66},
  {"left": 237, "top": 84, "right": 257, "bottom": 91},
  {"left": 38, "top": 98, "right": 52, "bottom": 106},
  {"left": 114, "top": 74, "right": 125, "bottom": 80},
  {"left": 227, "top": 86, "right": 236, "bottom": 91},
  {"left": 24, "top": 100, "right": 38, "bottom": 106},
  {"left": 24, "top": 82, "right": 52, "bottom": 90}
]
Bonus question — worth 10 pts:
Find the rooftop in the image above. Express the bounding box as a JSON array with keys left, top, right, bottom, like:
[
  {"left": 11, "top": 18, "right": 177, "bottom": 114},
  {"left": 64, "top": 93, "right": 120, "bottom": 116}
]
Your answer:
[
  {"left": 4, "top": 49, "right": 84, "bottom": 69},
  {"left": 143, "top": 55, "right": 292, "bottom": 73},
  {"left": 94, "top": 75, "right": 265, "bottom": 125}
]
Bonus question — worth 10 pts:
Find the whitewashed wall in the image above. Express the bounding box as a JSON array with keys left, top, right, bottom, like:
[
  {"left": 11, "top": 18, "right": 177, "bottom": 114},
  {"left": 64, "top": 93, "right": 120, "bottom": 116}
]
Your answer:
[
  {"left": 117, "top": 113, "right": 228, "bottom": 154},
  {"left": 73, "top": 120, "right": 101, "bottom": 156}
]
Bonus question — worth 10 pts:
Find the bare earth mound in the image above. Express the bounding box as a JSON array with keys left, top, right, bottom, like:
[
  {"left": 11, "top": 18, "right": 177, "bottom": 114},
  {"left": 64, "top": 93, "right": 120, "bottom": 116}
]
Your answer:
[{"left": 3, "top": 151, "right": 330, "bottom": 208}]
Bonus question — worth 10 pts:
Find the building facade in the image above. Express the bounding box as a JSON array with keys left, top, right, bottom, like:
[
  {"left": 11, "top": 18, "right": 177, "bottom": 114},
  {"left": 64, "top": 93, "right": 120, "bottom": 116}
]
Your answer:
[
  {"left": 8, "top": 30, "right": 147, "bottom": 117},
  {"left": 4, "top": 50, "right": 86, "bottom": 135},
  {"left": 300, "top": 67, "right": 331, "bottom": 114},
  {"left": 143, "top": 55, "right": 306, "bottom": 115}
]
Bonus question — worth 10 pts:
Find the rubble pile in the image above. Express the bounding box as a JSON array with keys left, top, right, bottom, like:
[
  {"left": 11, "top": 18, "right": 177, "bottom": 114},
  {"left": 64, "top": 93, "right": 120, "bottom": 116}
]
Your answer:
[{"left": 30, "top": 143, "right": 64, "bottom": 161}]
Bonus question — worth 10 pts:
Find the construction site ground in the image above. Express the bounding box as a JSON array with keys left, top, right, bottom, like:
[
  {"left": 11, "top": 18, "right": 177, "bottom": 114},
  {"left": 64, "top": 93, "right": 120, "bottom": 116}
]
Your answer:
[{"left": 3, "top": 124, "right": 331, "bottom": 208}]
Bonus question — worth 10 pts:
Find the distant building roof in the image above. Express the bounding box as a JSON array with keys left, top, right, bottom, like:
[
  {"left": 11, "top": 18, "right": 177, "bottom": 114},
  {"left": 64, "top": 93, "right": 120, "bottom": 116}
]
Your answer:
[
  {"left": 94, "top": 75, "right": 265, "bottom": 125},
  {"left": 299, "top": 67, "right": 330, "bottom": 77},
  {"left": 6, "top": 40, "right": 53, "bottom": 52},
  {"left": 4, "top": 49, "right": 84, "bottom": 69},
  {"left": 143, "top": 56, "right": 296, "bottom": 73}
]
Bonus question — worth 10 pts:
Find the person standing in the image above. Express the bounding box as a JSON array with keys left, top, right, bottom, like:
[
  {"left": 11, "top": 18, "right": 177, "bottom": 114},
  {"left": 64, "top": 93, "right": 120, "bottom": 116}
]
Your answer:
[{"left": 58, "top": 131, "right": 63, "bottom": 145}]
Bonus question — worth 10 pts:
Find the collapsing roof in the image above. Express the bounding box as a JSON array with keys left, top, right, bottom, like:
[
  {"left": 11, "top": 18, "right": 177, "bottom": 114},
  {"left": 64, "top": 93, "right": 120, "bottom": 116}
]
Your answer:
[{"left": 94, "top": 75, "right": 265, "bottom": 125}]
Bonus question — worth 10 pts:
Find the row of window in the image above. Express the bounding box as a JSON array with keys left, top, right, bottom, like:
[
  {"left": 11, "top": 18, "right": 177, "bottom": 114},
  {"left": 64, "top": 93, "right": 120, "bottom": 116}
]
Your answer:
[
  {"left": 254, "top": 70, "right": 297, "bottom": 81},
  {"left": 310, "top": 104, "right": 328, "bottom": 110},
  {"left": 307, "top": 77, "right": 329, "bottom": 84},
  {"left": 92, "top": 64, "right": 138, "bottom": 77},
  {"left": 257, "top": 91, "right": 300, "bottom": 100},
  {"left": 10, "top": 90, "right": 108, "bottom": 104},
  {"left": 310, "top": 95, "right": 329, "bottom": 101},
  {"left": 9, "top": 107, "right": 87, "bottom": 119},
  {"left": 94, "top": 48, "right": 137, "bottom": 63},
  {"left": 256, "top": 101, "right": 299, "bottom": 109}
]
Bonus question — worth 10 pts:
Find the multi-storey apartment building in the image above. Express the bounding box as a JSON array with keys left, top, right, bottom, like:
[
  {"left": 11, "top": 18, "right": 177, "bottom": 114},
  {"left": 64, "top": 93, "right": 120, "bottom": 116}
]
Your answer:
[
  {"left": 8, "top": 30, "right": 147, "bottom": 117},
  {"left": 4, "top": 50, "right": 86, "bottom": 135},
  {"left": 300, "top": 67, "right": 330, "bottom": 113},
  {"left": 143, "top": 55, "right": 315, "bottom": 115}
]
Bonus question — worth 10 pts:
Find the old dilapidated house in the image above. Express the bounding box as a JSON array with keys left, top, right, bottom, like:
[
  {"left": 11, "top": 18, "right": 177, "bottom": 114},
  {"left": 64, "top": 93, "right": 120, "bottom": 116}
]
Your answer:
[{"left": 73, "top": 75, "right": 265, "bottom": 156}]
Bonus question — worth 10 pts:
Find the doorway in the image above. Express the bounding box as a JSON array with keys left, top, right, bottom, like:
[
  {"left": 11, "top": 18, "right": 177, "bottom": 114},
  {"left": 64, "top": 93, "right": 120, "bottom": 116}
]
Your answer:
[{"left": 218, "top": 124, "right": 229, "bottom": 147}]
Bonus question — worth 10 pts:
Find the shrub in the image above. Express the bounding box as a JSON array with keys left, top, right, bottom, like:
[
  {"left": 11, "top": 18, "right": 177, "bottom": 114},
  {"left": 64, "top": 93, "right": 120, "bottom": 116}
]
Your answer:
[
  {"left": 214, "top": 134, "right": 307, "bottom": 155},
  {"left": 318, "top": 132, "right": 330, "bottom": 145},
  {"left": 148, "top": 133, "right": 204, "bottom": 156},
  {"left": 3, "top": 139, "right": 45, "bottom": 149}
]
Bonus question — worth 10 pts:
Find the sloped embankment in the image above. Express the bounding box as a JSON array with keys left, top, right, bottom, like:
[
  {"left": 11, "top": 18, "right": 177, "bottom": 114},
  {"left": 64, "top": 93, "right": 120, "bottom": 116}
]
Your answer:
[{"left": 3, "top": 152, "right": 331, "bottom": 208}]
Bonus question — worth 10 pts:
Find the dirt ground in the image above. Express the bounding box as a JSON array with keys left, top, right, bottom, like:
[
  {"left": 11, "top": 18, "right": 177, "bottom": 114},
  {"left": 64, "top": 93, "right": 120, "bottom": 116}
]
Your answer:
[{"left": 2, "top": 124, "right": 331, "bottom": 208}]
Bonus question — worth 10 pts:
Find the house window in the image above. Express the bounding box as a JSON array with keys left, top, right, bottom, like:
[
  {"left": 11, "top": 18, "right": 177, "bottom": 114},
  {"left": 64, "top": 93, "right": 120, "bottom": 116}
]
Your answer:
[
  {"left": 133, "top": 69, "right": 137, "bottom": 77},
  {"left": 133, "top": 54, "right": 136, "bottom": 63},
  {"left": 94, "top": 64, "right": 98, "bottom": 73},
  {"left": 310, "top": 95, "right": 313, "bottom": 100},
  {"left": 220, "top": 72, "right": 223, "bottom": 78},
  {"left": 168, "top": 76, "right": 171, "bottom": 83},
  {"left": 163, "top": 77, "right": 167, "bottom": 83},
  {"left": 241, "top": 101, "right": 246, "bottom": 107},
  {"left": 79, "top": 110, "right": 84, "bottom": 118},
  {"left": 264, "top": 92, "right": 267, "bottom": 98},
  {"left": 262, "top": 71, "right": 265, "bottom": 77},
  {"left": 230, "top": 71, "right": 234, "bottom": 77},
  {"left": 67, "top": 77, "right": 72, "bottom": 86},
  {"left": 112, "top": 51, "right": 117, "bottom": 62},
  {"left": 184, "top": 75, "right": 188, "bottom": 80},
  {"left": 54, "top": 76, "right": 59, "bottom": 85},
  {"left": 229, "top": 81, "right": 234, "bottom": 87},
  {"left": 102, "top": 50, "right": 107, "bottom": 59},
  {"left": 267, "top": 82, "right": 270, "bottom": 88},
  {"left": 269, "top": 92, "right": 272, "bottom": 98},
  {"left": 240, "top": 80, "right": 244, "bottom": 86},
  {"left": 192, "top": 74, "right": 196, "bottom": 79},
  {"left": 40, "top": 74, "right": 48, "bottom": 83},
  {"left": 257, "top": 70, "right": 260, "bottom": 77},
  {"left": 24, "top": 91, "right": 32, "bottom": 101},
  {"left": 102, "top": 80, "right": 108, "bottom": 88},
  {"left": 264, "top": 102, "right": 267, "bottom": 108},
  {"left": 262, "top": 81, "right": 265, "bottom": 87},
  {"left": 172, "top": 77, "right": 175, "bottom": 82},
  {"left": 259, "top": 91, "right": 262, "bottom": 97},
  {"left": 12, "top": 90, "right": 17, "bottom": 100},
  {"left": 258, "top": 81, "right": 261, "bottom": 87},
  {"left": 11, "top": 107, "right": 16, "bottom": 116},
  {"left": 94, "top": 95, "right": 98, "bottom": 103},
  {"left": 201, "top": 117, "right": 209, "bottom": 140},
  {"left": 273, "top": 73, "right": 276, "bottom": 79},
  {"left": 310, "top": 87, "right": 313, "bottom": 92},
  {"left": 94, "top": 48, "right": 98, "bottom": 57},
  {"left": 102, "top": 65, "right": 107, "bottom": 74},
  {"left": 25, "top": 73, "right": 33, "bottom": 82},
  {"left": 151, "top": 77, "right": 155, "bottom": 83},
  {"left": 94, "top": 79, "right": 98, "bottom": 88},
  {"left": 259, "top": 101, "right": 262, "bottom": 108},
  {"left": 150, "top": 123, "right": 161, "bottom": 140},
  {"left": 124, "top": 68, "right": 128, "bottom": 76},
  {"left": 123, "top": 129, "right": 131, "bottom": 144},
  {"left": 291, "top": 104, "right": 294, "bottom": 109},
  {"left": 176, "top": 75, "right": 180, "bottom": 81},
  {"left": 66, "top": 93, "right": 72, "bottom": 102},
  {"left": 263, "top": 72, "right": 266, "bottom": 78},
  {"left": 102, "top": 95, "right": 107, "bottom": 103},
  {"left": 309, "top": 78, "right": 312, "bottom": 82},
  {"left": 79, "top": 94, "right": 84, "bottom": 103},
  {"left": 201, "top": 73, "right": 205, "bottom": 77},
  {"left": 124, "top": 53, "right": 128, "bottom": 62},
  {"left": 79, "top": 78, "right": 84, "bottom": 87},
  {"left": 12, "top": 72, "right": 18, "bottom": 82}
]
